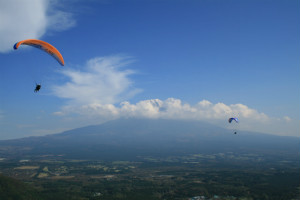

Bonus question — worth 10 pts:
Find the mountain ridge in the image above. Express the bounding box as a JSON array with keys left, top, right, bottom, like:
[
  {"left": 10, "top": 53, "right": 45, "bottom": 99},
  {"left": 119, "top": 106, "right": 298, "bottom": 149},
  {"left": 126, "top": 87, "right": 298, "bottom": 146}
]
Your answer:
[{"left": 0, "top": 118, "right": 299, "bottom": 160}]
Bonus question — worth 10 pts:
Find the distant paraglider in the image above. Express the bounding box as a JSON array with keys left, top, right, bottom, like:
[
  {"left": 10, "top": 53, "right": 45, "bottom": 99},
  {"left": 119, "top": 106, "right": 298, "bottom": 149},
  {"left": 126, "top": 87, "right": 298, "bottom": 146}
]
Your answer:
[
  {"left": 228, "top": 117, "right": 238, "bottom": 123},
  {"left": 14, "top": 39, "right": 64, "bottom": 93},
  {"left": 228, "top": 117, "right": 238, "bottom": 134}
]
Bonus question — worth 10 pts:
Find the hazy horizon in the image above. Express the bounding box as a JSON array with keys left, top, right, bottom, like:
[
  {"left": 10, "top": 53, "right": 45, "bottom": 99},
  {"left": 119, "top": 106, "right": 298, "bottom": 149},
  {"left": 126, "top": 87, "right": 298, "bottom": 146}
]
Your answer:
[{"left": 1, "top": 117, "right": 299, "bottom": 141}]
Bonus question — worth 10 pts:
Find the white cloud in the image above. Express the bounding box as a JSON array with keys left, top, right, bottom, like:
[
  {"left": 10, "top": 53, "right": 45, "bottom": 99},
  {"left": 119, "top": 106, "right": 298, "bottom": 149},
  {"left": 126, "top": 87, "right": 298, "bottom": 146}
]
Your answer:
[
  {"left": 0, "top": 0, "right": 75, "bottom": 53},
  {"left": 51, "top": 55, "right": 141, "bottom": 105},
  {"left": 54, "top": 97, "right": 298, "bottom": 136},
  {"left": 50, "top": 56, "right": 298, "bottom": 136},
  {"left": 117, "top": 98, "right": 270, "bottom": 123}
]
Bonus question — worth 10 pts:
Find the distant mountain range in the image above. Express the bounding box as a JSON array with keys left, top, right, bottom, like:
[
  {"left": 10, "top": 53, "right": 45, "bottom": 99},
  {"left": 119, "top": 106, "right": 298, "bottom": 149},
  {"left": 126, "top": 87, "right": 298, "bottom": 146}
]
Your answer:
[{"left": 0, "top": 118, "right": 299, "bottom": 160}]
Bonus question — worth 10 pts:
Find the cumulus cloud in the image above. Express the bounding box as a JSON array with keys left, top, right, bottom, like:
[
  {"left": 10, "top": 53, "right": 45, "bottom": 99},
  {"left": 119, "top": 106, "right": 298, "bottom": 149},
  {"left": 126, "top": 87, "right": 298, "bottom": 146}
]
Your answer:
[
  {"left": 55, "top": 98, "right": 269, "bottom": 121},
  {"left": 52, "top": 55, "right": 141, "bottom": 105},
  {"left": 54, "top": 98, "right": 298, "bottom": 136},
  {"left": 0, "top": 0, "right": 75, "bottom": 53}
]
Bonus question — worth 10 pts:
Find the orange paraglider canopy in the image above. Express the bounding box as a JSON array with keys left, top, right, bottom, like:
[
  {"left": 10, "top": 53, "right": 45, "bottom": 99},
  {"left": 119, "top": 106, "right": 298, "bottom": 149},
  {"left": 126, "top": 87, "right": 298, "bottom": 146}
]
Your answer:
[{"left": 14, "top": 39, "right": 64, "bottom": 66}]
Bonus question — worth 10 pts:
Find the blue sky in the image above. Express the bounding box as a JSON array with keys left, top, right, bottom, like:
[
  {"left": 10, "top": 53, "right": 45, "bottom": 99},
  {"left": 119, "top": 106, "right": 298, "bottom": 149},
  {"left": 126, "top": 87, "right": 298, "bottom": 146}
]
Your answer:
[{"left": 0, "top": 0, "right": 299, "bottom": 139}]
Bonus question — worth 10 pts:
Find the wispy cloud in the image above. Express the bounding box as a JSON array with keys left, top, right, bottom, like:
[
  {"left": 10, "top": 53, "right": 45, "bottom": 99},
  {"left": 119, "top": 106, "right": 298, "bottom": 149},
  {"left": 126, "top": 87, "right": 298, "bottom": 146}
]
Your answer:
[
  {"left": 0, "top": 0, "right": 75, "bottom": 53},
  {"left": 47, "top": 8, "right": 76, "bottom": 32},
  {"left": 51, "top": 55, "right": 141, "bottom": 105}
]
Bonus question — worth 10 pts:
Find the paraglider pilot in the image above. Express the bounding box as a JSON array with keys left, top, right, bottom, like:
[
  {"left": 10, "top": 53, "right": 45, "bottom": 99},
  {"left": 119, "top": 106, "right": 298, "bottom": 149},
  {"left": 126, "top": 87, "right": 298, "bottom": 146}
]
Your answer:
[{"left": 34, "top": 84, "right": 41, "bottom": 92}]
